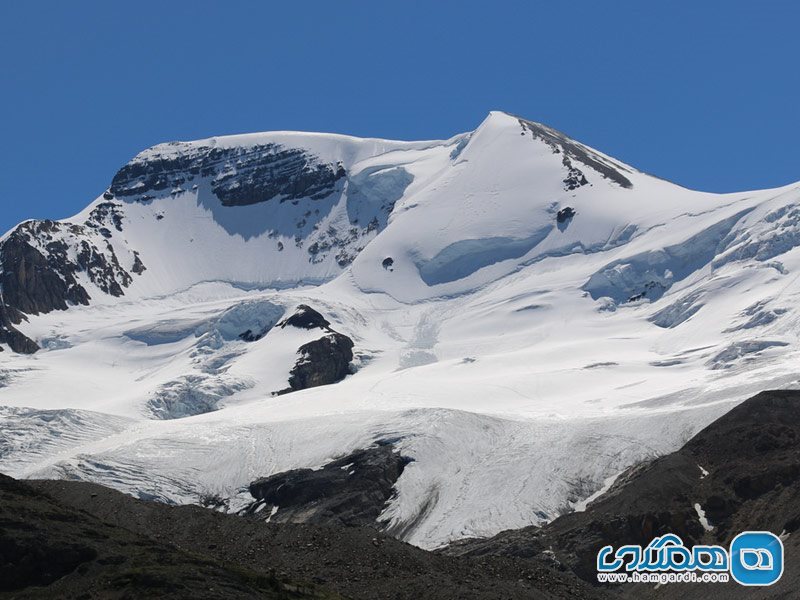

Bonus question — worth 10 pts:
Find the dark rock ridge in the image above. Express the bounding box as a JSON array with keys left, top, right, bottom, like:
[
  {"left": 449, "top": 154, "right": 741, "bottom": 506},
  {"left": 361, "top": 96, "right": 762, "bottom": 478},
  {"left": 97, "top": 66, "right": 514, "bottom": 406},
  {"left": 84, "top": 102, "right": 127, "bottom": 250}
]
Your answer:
[
  {"left": 246, "top": 443, "right": 412, "bottom": 529},
  {"left": 0, "top": 473, "right": 337, "bottom": 599},
  {"left": 517, "top": 118, "right": 634, "bottom": 190},
  {"left": 1, "top": 223, "right": 90, "bottom": 316},
  {"left": 0, "top": 210, "right": 142, "bottom": 353},
  {"left": 275, "top": 305, "right": 355, "bottom": 395},
  {"left": 446, "top": 389, "right": 800, "bottom": 598},
  {"left": 110, "top": 142, "right": 346, "bottom": 206},
  {"left": 9, "top": 475, "right": 607, "bottom": 599}
]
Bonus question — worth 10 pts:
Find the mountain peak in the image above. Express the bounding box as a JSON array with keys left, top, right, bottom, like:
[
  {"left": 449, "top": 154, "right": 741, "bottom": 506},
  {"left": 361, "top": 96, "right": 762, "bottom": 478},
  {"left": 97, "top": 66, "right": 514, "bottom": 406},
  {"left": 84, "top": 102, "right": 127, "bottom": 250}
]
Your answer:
[
  {"left": 470, "top": 111, "right": 636, "bottom": 190},
  {"left": 4, "top": 113, "right": 800, "bottom": 552}
]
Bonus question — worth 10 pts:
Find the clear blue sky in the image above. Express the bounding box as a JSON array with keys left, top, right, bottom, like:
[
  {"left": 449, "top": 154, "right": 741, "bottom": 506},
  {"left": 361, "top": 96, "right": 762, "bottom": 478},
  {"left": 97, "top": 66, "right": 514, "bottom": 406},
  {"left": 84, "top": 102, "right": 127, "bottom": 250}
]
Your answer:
[{"left": 1, "top": 1, "right": 798, "bottom": 233}]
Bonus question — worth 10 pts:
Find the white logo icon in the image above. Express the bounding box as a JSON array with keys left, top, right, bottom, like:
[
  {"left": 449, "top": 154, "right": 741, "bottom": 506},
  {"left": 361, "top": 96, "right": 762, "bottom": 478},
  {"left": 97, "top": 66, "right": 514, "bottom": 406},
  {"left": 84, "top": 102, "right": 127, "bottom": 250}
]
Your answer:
[{"left": 740, "top": 548, "right": 773, "bottom": 571}]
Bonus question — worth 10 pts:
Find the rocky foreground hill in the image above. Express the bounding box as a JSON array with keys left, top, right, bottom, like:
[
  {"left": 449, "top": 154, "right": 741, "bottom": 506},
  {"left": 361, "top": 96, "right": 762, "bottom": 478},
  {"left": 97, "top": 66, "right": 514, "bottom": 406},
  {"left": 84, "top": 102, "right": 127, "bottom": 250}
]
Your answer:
[{"left": 3, "top": 389, "right": 798, "bottom": 599}]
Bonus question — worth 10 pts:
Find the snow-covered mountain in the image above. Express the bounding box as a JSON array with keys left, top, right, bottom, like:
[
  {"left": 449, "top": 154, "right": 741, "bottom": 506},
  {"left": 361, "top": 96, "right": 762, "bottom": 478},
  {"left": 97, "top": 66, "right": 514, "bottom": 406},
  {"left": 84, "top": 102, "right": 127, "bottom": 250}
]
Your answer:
[{"left": 2, "top": 111, "right": 799, "bottom": 548}]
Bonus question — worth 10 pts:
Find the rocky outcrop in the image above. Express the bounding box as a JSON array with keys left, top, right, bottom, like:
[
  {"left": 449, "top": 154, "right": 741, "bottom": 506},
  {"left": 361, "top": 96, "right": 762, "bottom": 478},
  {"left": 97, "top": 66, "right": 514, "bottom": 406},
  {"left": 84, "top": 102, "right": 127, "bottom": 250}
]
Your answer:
[
  {"left": 0, "top": 301, "right": 37, "bottom": 354},
  {"left": 110, "top": 142, "right": 346, "bottom": 206},
  {"left": 284, "top": 333, "right": 354, "bottom": 392},
  {"left": 0, "top": 223, "right": 91, "bottom": 317},
  {"left": 86, "top": 201, "right": 125, "bottom": 232},
  {"left": 556, "top": 207, "right": 576, "bottom": 223},
  {"left": 246, "top": 443, "right": 412, "bottom": 529},
  {"left": 274, "top": 305, "right": 355, "bottom": 395},
  {"left": 0, "top": 205, "right": 144, "bottom": 353},
  {"left": 518, "top": 118, "right": 633, "bottom": 189},
  {"left": 561, "top": 157, "right": 589, "bottom": 191},
  {"left": 131, "top": 251, "right": 146, "bottom": 275},
  {"left": 277, "top": 304, "right": 331, "bottom": 330}
]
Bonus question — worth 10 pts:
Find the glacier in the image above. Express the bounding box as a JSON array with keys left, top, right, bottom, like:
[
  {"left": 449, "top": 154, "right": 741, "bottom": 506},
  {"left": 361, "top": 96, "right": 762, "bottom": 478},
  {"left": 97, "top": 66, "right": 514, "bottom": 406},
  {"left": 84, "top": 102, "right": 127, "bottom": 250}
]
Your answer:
[{"left": 1, "top": 111, "right": 800, "bottom": 548}]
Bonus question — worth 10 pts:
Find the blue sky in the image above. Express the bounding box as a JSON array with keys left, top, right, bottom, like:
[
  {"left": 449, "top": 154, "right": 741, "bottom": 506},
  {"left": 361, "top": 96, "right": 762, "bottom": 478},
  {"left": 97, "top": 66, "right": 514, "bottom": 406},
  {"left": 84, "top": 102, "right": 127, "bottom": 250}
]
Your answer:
[{"left": 1, "top": 1, "right": 798, "bottom": 233}]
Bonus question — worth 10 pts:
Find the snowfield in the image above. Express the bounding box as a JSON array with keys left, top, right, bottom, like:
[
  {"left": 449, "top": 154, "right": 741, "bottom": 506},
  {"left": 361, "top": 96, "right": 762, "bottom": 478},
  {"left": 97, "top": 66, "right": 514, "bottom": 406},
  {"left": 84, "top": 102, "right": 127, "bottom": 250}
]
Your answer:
[{"left": 2, "top": 111, "right": 800, "bottom": 548}]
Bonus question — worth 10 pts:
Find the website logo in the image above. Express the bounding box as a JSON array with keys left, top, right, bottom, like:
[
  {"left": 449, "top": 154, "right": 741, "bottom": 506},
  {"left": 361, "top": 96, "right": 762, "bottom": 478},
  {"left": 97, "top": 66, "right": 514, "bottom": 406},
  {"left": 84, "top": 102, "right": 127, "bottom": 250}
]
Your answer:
[
  {"left": 729, "top": 531, "right": 783, "bottom": 586},
  {"left": 597, "top": 531, "right": 783, "bottom": 586}
]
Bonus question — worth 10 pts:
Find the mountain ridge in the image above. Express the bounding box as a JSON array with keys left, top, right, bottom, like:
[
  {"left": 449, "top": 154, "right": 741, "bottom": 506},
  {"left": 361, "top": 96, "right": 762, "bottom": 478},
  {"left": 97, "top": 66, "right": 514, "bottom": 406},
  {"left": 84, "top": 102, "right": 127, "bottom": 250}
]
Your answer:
[
  {"left": 0, "top": 110, "right": 645, "bottom": 352},
  {"left": 2, "top": 112, "right": 800, "bottom": 550}
]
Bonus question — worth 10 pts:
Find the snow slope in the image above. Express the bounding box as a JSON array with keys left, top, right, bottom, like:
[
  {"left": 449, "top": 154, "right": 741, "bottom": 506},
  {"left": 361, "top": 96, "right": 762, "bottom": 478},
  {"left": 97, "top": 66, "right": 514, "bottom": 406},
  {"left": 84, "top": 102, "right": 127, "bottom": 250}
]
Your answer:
[{"left": 2, "top": 111, "right": 800, "bottom": 548}]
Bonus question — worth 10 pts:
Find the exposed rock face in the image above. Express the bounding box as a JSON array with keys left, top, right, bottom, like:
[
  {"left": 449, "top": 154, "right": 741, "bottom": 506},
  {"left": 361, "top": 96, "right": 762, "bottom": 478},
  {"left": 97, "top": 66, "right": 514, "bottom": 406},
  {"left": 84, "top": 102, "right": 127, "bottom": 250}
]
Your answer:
[
  {"left": 556, "top": 207, "right": 576, "bottom": 223},
  {"left": 0, "top": 212, "right": 141, "bottom": 353},
  {"left": 110, "top": 142, "right": 346, "bottom": 206},
  {"left": 518, "top": 118, "right": 633, "bottom": 189},
  {"left": 0, "top": 223, "right": 91, "bottom": 316},
  {"left": 246, "top": 443, "right": 412, "bottom": 529},
  {"left": 278, "top": 304, "right": 330, "bottom": 330},
  {"left": 275, "top": 305, "right": 355, "bottom": 395},
  {"left": 446, "top": 390, "right": 800, "bottom": 598},
  {"left": 105, "top": 139, "right": 401, "bottom": 270},
  {"left": 286, "top": 333, "right": 354, "bottom": 392},
  {"left": 0, "top": 301, "right": 38, "bottom": 354},
  {"left": 131, "top": 251, "right": 146, "bottom": 275},
  {"left": 562, "top": 157, "right": 590, "bottom": 191},
  {"left": 87, "top": 201, "right": 125, "bottom": 232}
]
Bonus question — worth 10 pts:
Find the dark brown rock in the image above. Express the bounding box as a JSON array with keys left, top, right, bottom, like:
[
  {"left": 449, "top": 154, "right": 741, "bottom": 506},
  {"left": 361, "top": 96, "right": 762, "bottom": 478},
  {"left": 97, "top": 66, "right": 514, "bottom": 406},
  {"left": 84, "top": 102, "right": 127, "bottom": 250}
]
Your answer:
[
  {"left": 246, "top": 444, "right": 412, "bottom": 528},
  {"left": 284, "top": 332, "right": 354, "bottom": 392}
]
